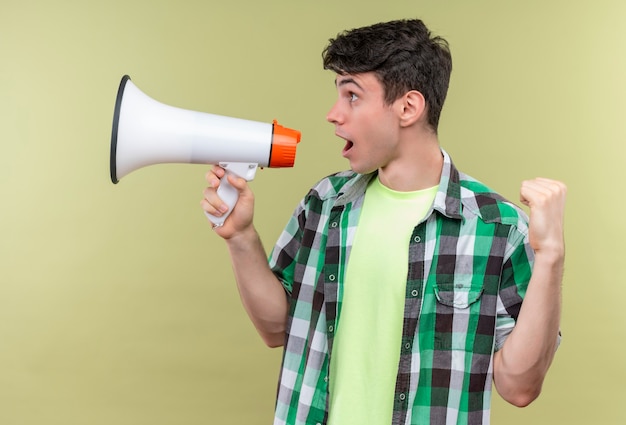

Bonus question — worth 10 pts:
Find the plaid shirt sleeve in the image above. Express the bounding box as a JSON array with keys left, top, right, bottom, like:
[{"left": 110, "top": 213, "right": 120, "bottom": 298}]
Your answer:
[{"left": 494, "top": 221, "right": 534, "bottom": 351}]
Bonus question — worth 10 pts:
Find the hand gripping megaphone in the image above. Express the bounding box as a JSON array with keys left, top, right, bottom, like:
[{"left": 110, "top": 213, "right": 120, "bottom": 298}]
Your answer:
[{"left": 110, "top": 75, "right": 301, "bottom": 226}]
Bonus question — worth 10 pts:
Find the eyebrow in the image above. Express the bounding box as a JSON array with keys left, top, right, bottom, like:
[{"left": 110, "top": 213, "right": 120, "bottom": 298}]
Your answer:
[{"left": 335, "top": 77, "right": 363, "bottom": 91}]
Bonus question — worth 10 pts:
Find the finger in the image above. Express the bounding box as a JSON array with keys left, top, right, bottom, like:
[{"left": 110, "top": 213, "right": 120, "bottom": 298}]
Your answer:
[
  {"left": 541, "top": 179, "right": 568, "bottom": 199},
  {"left": 211, "top": 164, "right": 226, "bottom": 175},
  {"left": 205, "top": 166, "right": 226, "bottom": 188},
  {"left": 202, "top": 187, "right": 229, "bottom": 215},
  {"left": 226, "top": 173, "right": 249, "bottom": 191},
  {"left": 520, "top": 180, "right": 546, "bottom": 205},
  {"left": 522, "top": 178, "right": 553, "bottom": 193},
  {"left": 200, "top": 198, "right": 227, "bottom": 217},
  {"left": 520, "top": 178, "right": 566, "bottom": 206},
  {"left": 534, "top": 177, "right": 567, "bottom": 189},
  {"left": 524, "top": 178, "right": 567, "bottom": 194}
]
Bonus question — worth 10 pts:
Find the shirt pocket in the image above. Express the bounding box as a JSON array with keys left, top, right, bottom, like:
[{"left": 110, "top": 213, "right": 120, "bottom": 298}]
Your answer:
[
  {"left": 433, "top": 278, "right": 484, "bottom": 309},
  {"left": 431, "top": 278, "right": 488, "bottom": 353}
]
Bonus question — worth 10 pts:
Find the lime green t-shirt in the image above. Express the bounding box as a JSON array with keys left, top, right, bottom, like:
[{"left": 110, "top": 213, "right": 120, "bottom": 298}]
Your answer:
[{"left": 328, "top": 176, "right": 438, "bottom": 425}]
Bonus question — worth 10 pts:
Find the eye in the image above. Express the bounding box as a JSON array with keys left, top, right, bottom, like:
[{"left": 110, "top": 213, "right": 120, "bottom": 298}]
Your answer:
[{"left": 349, "top": 92, "right": 358, "bottom": 102}]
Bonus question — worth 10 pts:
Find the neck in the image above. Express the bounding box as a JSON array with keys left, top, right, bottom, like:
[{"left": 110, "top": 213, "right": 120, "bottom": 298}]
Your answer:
[{"left": 377, "top": 130, "right": 443, "bottom": 192}]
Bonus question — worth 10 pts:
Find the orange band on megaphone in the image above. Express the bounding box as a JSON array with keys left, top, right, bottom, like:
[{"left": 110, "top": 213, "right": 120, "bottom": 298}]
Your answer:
[{"left": 269, "top": 120, "right": 301, "bottom": 167}]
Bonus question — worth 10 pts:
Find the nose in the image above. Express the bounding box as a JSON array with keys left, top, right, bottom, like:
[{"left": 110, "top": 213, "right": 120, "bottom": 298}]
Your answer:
[{"left": 326, "top": 100, "right": 342, "bottom": 125}]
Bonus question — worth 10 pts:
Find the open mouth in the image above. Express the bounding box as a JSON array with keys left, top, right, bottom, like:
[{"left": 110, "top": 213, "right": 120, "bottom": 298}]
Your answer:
[{"left": 342, "top": 140, "right": 354, "bottom": 155}]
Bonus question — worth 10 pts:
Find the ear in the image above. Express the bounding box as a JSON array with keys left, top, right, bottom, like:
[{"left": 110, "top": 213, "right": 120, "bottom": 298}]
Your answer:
[{"left": 397, "top": 90, "right": 426, "bottom": 128}]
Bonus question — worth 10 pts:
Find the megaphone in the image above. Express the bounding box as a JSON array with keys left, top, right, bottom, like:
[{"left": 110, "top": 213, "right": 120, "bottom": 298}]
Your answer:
[{"left": 110, "top": 75, "right": 301, "bottom": 226}]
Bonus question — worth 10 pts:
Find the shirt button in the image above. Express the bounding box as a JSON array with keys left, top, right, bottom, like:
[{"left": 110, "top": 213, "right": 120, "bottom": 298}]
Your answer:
[
  {"left": 399, "top": 393, "right": 406, "bottom": 401},
  {"left": 411, "top": 289, "right": 418, "bottom": 297},
  {"left": 328, "top": 325, "right": 334, "bottom": 333},
  {"left": 331, "top": 221, "right": 338, "bottom": 228},
  {"left": 404, "top": 342, "right": 411, "bottom": 350},
  {"left": 413, "top": 236, "right": 421, "bottom": 243},
  {"left": 328, "top": 274, "right": 336, "bottom": 281}
]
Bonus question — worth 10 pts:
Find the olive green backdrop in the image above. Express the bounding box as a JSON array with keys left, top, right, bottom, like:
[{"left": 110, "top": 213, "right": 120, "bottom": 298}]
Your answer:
[{"left": 1, "top": 0, "right": 624, "bottom": 424}]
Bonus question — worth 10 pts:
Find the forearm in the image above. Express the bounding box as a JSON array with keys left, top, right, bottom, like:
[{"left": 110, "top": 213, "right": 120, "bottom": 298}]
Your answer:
[
  {"left": 225, "top": 226, "right": 289, "bottom": 348},
  {"left": 494, "top": 249, "right": 564, "bottom": 406}
]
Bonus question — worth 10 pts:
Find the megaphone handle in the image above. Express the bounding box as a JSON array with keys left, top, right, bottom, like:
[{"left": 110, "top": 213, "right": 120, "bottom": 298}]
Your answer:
[
  {"left": 204, "top": 175, "right": 239, "bottom": 226},
  {"left": 204, "top": 162, "right": 258, "bottom": 227}
]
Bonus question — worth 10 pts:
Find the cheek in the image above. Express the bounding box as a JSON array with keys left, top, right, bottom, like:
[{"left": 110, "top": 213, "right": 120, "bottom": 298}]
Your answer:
[{"left": 361, "top": 114, "right": 397, "bottom": 145}]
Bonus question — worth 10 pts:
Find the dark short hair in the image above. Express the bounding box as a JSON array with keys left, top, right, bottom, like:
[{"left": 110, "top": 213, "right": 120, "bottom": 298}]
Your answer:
[{"left": 322, "top": 19, "right": 452, "bottom": 132}]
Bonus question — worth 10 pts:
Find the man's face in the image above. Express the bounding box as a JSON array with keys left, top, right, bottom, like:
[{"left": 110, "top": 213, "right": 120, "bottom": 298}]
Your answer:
[{"left": 326, "top": 72, "right": 401, "bottom": 174}]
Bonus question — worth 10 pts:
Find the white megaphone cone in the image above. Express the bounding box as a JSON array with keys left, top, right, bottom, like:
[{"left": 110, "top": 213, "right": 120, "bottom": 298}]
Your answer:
[{"left": 110, "top": 75, "right": 301, "bottom": 226}]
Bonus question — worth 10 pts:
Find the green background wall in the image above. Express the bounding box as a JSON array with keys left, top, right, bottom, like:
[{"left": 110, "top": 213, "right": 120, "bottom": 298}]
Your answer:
[{"left": 1, "top": 0, "right": 624, "bottom": 423}]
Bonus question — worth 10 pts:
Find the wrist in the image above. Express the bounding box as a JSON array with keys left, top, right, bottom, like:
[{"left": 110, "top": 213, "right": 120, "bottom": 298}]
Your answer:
[
  {"left": 224, "top": 224, "right": 259, "bottom": 249},
  {"left": 533, "top": 246, "right": 565, "bottom": 271}
]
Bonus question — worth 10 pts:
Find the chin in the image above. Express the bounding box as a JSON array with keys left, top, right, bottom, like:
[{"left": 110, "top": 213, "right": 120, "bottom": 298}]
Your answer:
[{"left": 349, "top": 162, "right": 377, "bottom": 175}]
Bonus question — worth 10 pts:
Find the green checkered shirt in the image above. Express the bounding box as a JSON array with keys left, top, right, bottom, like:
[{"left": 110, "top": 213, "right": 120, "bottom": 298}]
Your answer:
[{"left": 268, "top": 149, "right": 533, "bottom": 425}]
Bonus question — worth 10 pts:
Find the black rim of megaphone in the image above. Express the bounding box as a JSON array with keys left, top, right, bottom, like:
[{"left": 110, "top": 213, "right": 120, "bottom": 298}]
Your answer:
[{"left": 110, "top": 75, "right": 131, "bottom": 184}]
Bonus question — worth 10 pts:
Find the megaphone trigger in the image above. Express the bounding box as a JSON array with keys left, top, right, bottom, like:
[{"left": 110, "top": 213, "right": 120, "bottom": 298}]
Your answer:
[{"left": 218, "top": 162, "right": 259, "bottom": 181}]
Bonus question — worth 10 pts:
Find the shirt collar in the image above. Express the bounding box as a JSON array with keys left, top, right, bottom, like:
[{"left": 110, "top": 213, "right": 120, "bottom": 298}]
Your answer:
[
  {"left": 433, "top": 148, "right": 463, "bottom": 220},
  {"left": 333, "top": 148, "right": 464, "bottom": 220}
]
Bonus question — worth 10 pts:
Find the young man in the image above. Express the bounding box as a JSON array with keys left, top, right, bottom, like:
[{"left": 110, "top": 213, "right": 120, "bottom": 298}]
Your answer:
[{"left": 201, "top": 19, "right": 566, "bottom": 425}]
